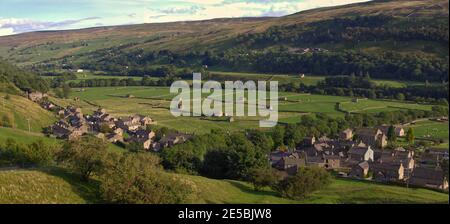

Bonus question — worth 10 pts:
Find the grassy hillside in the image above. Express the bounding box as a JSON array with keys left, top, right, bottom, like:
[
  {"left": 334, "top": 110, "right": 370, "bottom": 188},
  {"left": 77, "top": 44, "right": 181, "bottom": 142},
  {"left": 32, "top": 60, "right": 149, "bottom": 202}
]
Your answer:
[
  {"left": 0, "top": 169, "right": 447, "bottom": 204},
  {"left": 0, "top": 127, "right": 59, "bottom": 145},
  {"left": 0, "top": 169, "right": 100, "bottom": 204},
  {"left": 0, "top": 0, "right": 447, "bottom": 66},
  {"left": 0, "top": 92, "right": 56, "bottom": 132}
]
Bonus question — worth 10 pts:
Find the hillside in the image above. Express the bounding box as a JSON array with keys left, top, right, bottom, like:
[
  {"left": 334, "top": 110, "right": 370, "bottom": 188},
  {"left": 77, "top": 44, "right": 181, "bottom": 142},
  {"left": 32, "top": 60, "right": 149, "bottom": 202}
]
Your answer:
[
  {"left": 0, "top": 0, "right": 447, "bottom": 70},
  {"left": 0, "top": 169, "right": 447, "bottom": 204},
  {"left": 0, "top": 169, "right": 99, "bottom": 204},
  {"left": 0, "top": 58, "right": 49, "bottom": 92},
  {"left": 0, "top": 92, "right": 56, "bottom": 132}
]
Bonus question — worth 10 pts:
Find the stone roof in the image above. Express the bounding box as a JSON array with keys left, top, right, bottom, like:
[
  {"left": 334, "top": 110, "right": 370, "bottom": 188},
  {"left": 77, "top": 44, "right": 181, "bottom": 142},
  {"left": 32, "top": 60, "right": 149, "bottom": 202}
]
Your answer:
[{"left": 348, "top": 146, "right": 371, "bottom": 156}]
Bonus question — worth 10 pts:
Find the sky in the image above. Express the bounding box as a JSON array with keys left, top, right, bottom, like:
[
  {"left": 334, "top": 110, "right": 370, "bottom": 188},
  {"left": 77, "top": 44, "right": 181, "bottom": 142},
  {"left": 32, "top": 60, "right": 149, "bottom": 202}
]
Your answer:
[{"left": 0, "top": 0, "right": 370, "bottom": 36}]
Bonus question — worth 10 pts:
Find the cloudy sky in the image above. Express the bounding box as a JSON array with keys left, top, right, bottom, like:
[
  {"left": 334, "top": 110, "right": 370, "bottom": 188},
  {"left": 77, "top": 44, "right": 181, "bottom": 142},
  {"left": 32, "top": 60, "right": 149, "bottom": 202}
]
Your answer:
[{"left": 0, "top": 0, "right": 369, "bottom": 36}]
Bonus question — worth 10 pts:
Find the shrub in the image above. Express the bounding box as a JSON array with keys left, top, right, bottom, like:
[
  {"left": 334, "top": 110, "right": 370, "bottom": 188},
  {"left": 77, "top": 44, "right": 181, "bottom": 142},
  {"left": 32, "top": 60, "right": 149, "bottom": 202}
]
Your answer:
[
  {"left": 0, "top": 139, "right": 58, "bottom": 167},
  {"left": 1, "top": 114, "right": 14, "bottom": 128},
  {"left": 99, "top": 153, "right": 191, "bottom": 204},
  {"left": 247, "top": 167, "right": 281, "bottom": 191},
  {"left": 57, "top": 135, "right": 108, "bottom": 181},
  {"left": 275, "top": 167, "right": 332, "bottom": 200}
]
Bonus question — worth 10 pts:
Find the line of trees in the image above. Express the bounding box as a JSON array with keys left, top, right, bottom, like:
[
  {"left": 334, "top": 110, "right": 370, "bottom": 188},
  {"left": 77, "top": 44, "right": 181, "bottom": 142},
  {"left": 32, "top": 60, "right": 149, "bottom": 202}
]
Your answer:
[{"left": 281, "top": 75, "right": 449, "bottom": 104}]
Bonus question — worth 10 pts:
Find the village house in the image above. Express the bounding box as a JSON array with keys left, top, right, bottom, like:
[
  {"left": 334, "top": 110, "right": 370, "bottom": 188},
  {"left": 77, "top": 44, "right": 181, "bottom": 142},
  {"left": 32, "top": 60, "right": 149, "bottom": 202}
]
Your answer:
[
  {"left": 350, "top": 161, "right": 370, "bottom": 179},
  {"left": 127, "top": 129, "right": 156, "bottom": 150},
  {"left": 107, "top": 133, "right": 124, "bottom": 143},
  {"left": 113, "top": 127, "right": 124, "bottom": 136},
  {"left": 376, "top": 125, "right": 405, "bottom": 137},
  {"left": 339, "top": 129, "right": 353, "bottom": 141},
  {"left": 371, "top": 162, "right": 404, "bottom": 182},
  {"left": 409, "top": 167, "right": 448, "bottom": 190},
  {"left": 273, "top": 152, "right": 307, "bottom": 175},
  {"left": 299, "top": 136, "right": 316, "bottom": 148},
  {"left": 27, "top": 91, "right": 47, "bottom": 102},
  {"left": 116, "top": 117, "right": 140, "bottom": 131},
  {"left": 153, "top": 133, "right": 190, "bottom": 151},
  {"left": 305, "top": 155, "right": 326, "bottom": 168},
  {"left": 323, "top": 155, "right": 341, "bottom": 169},
  {"left": 419, "top": 149, "right": 449, "bottom": 167},
  {"left": 50, "top": 120, "right": 72, "bottom": 139},
  {"left": 347, "top": 143, "right": 374, "bottom": 162},
  {"left": 355, "top": 128, "right": 388, "bottom": 148},
  {"left": 41, "top": 101, "right": 56, "bottom": 110},
  {"left": 270, "top": 151, "right": 294, "bottom": 166}
]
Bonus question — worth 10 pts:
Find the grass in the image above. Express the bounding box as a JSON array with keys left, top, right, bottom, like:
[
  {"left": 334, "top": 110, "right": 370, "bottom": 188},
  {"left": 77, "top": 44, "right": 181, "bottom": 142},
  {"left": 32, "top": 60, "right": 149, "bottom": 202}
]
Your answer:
[
  {"left": 0, "top": 127, "right": 59, "bottom": 145},
  {"left": 1, "top": 169, "right": 447, "bottom": 204},
  {"left": 0, "top": 93, "right": 57, "bottom": 132},
  {"left": 303, "top": 178, "right": 448, "bottom": 204},
  {"left": 339, "top": 99, "right": 433, "bottom": 114},
  {"left": 0, "top": 168, "right": 100, "bottom": 204},
  {"left": 407, "top": 120, "right": 449, "bottom": 141},
  {"left": 182, "top": 174, "right": 448, "bottom": 204}
]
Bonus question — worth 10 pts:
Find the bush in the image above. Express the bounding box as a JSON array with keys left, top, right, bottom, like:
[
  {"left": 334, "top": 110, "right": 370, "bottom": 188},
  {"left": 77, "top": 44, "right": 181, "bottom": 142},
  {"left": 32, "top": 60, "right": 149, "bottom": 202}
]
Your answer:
[
  {"left": 247, "top": 167, "right": 281, "bottom": 191},
  {"left": 0, "top": 139, "right": 58, "bottom": 167},
  {"left": 275, "top": 167, "right": 332, "bottom": 200},
  {"left": 0, "top": 114, "right": 14, "bottom": 128},
  {"left": 57, "top": 135, "right": 108, "bottom": 181},
  {"left": 99, "top": 153, "right": 191, "bottom": 204}
]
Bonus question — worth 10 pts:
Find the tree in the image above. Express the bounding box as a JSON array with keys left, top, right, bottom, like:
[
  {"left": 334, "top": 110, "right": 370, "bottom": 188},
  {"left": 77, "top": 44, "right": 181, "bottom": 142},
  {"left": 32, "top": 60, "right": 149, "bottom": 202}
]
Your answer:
[
  {"left": 406, "top": 128, "right": 415, "bottom": 145},
  {"left": 99, "top": 153, "right": 191, "bottom": 204},
  {"left": 62, "top": 84, "right": 71, "bottom": 98},
  {"left": 275, "top": 167, "right": 331, "bottom": 200},
  {"left": 201, "top": 149, "right": 231, "bottom": 179},
  {"left": 126, "top": 141, "right": 145, "bottom": 153},
  {"left": 54, "top": 88, "right": 64, "bottom": 98},
  {"left": 247, "top": 168, "right": 281, "bottom": 191},
  {"left": 272, "top": 126, "right": 285, "bottom": 148},
  {"left": 395, "top": 93, "right": 405, "bottom": 101},
  {"left": 387, "top": 125, "right": 397, "bottom": 142},
  {"left": 1, "top": 114, "right": 14, "bottom": 128},
  {"left": 57, "top": 135, "right": 108, "bottom": 181}
]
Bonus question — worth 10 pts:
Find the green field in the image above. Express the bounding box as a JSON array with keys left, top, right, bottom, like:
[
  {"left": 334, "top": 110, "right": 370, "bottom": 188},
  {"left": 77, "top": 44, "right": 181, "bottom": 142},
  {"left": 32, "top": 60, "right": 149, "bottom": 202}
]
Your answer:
[
  {"left": 407, "top": 120, "right": 449, "bottom": 140},
  {"left": 0, "top": 169, "right": 447, "bottom": 204},
  {"left": 50, "top": 86, "right": 437, "bottom": 134},
  {"left": 339, "top": 99, "right": 433, "bottom": 114}
]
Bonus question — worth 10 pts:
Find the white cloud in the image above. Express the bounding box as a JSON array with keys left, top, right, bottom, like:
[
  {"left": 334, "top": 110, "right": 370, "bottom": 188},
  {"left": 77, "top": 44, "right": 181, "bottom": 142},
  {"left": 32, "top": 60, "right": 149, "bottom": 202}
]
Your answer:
[
  {"left": 0, "top": 0, "right": 371, "bottom": 35},
  {"left": 0, "top": 27, "right": 15, "bottom": 36},
  {"left": 0, "top": 17, "right": 100, "bottom": 36}
]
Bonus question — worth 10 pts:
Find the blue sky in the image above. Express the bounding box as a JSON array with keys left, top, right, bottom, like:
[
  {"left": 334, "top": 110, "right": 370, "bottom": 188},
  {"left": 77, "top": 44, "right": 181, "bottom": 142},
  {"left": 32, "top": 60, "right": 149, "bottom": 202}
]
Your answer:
[{"left": 0, "top": 0, "right": 369, "bottom": 36}]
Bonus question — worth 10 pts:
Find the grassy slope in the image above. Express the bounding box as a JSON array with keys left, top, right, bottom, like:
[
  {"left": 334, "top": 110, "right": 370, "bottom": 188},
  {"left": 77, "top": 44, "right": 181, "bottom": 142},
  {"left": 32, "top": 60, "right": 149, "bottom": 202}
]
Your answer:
[
  {"left": 0, "top": 169, "right": 100, "bottom": 204},
  {"left": 0, "top": 93, "right": 57, "bottom": 132},
  {"left": 0, "top": 127, "right": 59, "bottom": 145},
  {"left": 0, "top": 169, "right": 447, "bottom": 204},
  {"left": 0, "top": 0, "right": 447, "bottom": 65}
]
